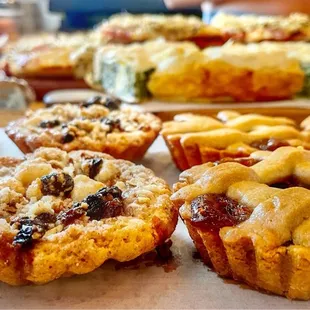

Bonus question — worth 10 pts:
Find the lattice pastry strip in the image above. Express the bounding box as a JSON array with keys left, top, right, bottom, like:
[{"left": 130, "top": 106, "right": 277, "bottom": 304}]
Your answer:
[
  {"left": 173, "top": 147, "right": 310, "bottom": 299},
  {"left": 162, "top": 110, "right": 310, "bottom": 170}
]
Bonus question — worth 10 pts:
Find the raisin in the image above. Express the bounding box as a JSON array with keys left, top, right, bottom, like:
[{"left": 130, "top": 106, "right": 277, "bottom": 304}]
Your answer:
[
  {"left": 84, "top": 186, "right": 123, "bottom": 220},
  {"left": 57, "top": 202, "right": 86, "bottom": 226},
  {"left": 98, "top": 186, "right": 122, "bottom": 198},
  {"left": 41, "top": 172, "right": 74, "bottom": 196},
  {"left": 87, "top": 158, "right": 103, "bottom": 179},
  {"left": 191, "top": 194, "right": 252, "bottom": 231},
  {"left": 81, "top": 96, "right": 102, "bottom": 107},
  {"left": 13, "top": 222, "right": 33, "bottom": 246},
  {"left": 104, "top": 96, "right": 121, "bottom": 111},
  {"left": 101, "top": 118, "right": 122, "bottom": 133},
  {"left": 39, "top": 120, "right": 60, "bottom": 129},
  {"left": 61, "top": 131, "right": 75, "bottom": 143},
  {"left": 81, "top": 96, "right": 120, "bottom": 110},
  {"left": 35, "top": 213, "right": 56, "bottom": 226},
  {"left": 12, "top": 214, "right": 56, "bottom": 246}
]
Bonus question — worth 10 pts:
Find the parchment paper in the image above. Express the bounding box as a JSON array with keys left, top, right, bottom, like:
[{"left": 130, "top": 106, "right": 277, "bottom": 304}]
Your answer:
[{"left": 0, "top": 130, "right": 309, "bottom": 309}]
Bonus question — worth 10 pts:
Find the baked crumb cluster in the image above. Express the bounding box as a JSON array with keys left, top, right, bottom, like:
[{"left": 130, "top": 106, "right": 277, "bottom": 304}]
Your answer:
[
  {"left": 5, "top": 96, "right": 161, "bottom": 160},
  {"left": 162, "top": 110, "right": 310, "bottom": 170},
  {"left": 0, "top": 147, "right": 177, "bottom": 285},
  {"left": 173, "top": 147, "right": 310, "bottom": 300}
]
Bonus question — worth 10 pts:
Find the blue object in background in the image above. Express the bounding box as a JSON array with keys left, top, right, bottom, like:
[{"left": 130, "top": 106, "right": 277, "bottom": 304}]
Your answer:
[{"left": 50, "top": 0, "right": 201, "bottom": 31}]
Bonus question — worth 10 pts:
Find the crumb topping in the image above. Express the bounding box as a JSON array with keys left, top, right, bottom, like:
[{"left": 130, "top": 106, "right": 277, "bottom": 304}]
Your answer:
[{"left": 0, "top": 147, "right": 172, "bottom": 248}]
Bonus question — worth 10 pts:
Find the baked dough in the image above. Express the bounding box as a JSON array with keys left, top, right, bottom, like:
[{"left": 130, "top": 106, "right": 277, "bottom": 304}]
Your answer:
[
  {"left": 5, "top": 97, "right": 161, "bottom": 161},
  {"left": 0, "top": 147, "right": 178, "bottom": 285},
  {"left": 173, "top": 146, "right": 310, "bottom": 300}
]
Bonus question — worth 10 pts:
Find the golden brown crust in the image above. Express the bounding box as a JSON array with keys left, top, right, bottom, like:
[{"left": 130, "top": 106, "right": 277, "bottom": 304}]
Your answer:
[
  {"left": 211, "top": 13, "right": 310, "bottom": 43},
  {"left": 148, "top": 44, "right": 304, "bottom": 101},
  {"left": 162, "top": 111, "right": 310, "bottom": 170},
  {"left": 5, "top": 101, "right": 161, "bottom": 161},
  {"left": 96, "top": 13, "right": 223, "bottom": 44},
  {"left": 173, "top": 147, "right": 310, "bottom": 300},
  {"left": 0, "top": 147, "right": 178, "bottom": 285}
]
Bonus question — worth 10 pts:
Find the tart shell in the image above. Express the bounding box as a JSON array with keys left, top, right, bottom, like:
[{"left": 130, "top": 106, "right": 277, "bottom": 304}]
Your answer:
[{"left": 5, "top": 114, "right": 161, "bottom": 161}]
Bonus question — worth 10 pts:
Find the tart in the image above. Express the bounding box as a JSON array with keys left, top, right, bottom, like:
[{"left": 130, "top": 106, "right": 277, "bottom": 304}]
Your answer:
[
  {"left": 95, "top": 13, "right": 226, "bottom": 48},
  {"left": 161, "top": 110, "right": 310, "bottom": 170},
  {"left": 0, "top": 147, "right": 178, "bottom": 285},
  {"left": 5, "top": 96, "right": 161, "bottom": 161},
  {"left": 211, "top": 13, "right": 310, "bottom": 43},
  {"left": 172, "top": 146, "right": 310, "bottom": 300}
]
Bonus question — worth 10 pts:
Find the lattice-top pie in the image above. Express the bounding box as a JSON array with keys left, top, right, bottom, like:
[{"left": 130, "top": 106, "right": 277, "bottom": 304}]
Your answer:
[
  {"left": 0, "top": 147, "right": 177, "bottom": 285},
  {"left": 172, "top": 146, "right": 310, "bottom": 300},
  {"left": 161, "top": 110, "right": 310, "bottom": 170},
  {"left": 5, "top": 96, "right": 161, "bottom": 161}
]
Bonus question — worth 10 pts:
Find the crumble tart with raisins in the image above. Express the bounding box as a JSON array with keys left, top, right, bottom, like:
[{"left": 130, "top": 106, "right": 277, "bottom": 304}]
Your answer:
[
  {"left": 161, "top": 110, "right": 310, "bottom": 170},
  {"left": 172, "top": 146, "right": 310, "bottom": 300},
  {"left": 5, "top": 96, "right": 161, "bottom": 161},
  {"left": 0, "top": 147, "right": 177, "bottom": 285}
]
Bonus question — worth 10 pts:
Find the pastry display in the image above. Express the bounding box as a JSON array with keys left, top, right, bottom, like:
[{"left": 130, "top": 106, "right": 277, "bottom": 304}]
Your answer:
[
  {"left": 95, "top": 13, "right": 226, "bottom": 48},
  {"left": 161, "top": 110, "right": 310, "bottom": 170},
  {"left": 172, "top": 146, "right": 310, "bottom": 300},
  {"left": 211, "top": 13, "right": 310, "bottom": 43},
  {"left": 0, "top": 147, "right": 177, "bottom": 285},
  {"left": 5, "top": 96, "right": 161, "bottom": 160},
  {"left": 94, "top": 41, "right": 304, "bottom": 102}
]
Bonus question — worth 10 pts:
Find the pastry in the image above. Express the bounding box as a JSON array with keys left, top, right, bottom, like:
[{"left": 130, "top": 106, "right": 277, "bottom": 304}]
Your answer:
[
  {"left": 93, "top": 40, "right": 199, "bottom": 102},
  {"left": 95, "top": 13, "right": 226, "bottom": 48},
  {"left": 161, "top": 110, "right": 310, "bottom": 170},
  {"left": 172, "top": 146, "right": 310, "bottom": 299},
  {"left": 211, "top": 13, "right": 310, "bottom": 43},
  {"left": 0, "top": 147, "right": 178, "bottom": 285},
  {"left": 148, "top": 44, "right": 304, "bottom": 101},
  {"left": 94, "top": 41, "right": 303, "bottom": 102},
  {"left": 2, "top": 32, "right": 89, "bottom": 78},
  {"left": 5, "top": 96, "right": 161, "bottom": 160},
  {"left": 217, "top": 41, "right": 310, "bottom": 97}
]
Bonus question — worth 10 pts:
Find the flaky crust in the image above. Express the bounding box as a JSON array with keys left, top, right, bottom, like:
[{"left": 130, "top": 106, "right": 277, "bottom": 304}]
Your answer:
[
  {"left": 211, "top": 13, "right": 310, "bottom": 43},
  {"left": 173, "top": 147, "right": 310, "bottom": 300},
  {"left": 5, "top": 103, "right": 161, "bottom": 161},
  {"left": 0, "top": 147, "right": 178, "bottom": 285},
  {"left": 96, "top": 13, "right": 223, "bottom": 44},
  {"left": 162, "top": 111, "right": 310, "bottom": 170}
]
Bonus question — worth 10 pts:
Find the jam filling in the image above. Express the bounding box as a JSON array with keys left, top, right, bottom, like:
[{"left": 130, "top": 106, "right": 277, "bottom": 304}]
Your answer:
[
  {"left": 270, "top": 176, "right": 305, "bottom": 189},
  {"left": 190, "top": 194, "right": 252, "bottom": 231},
  {"left": 215, "top": 157, "right": 260, "bottom": 167},
  {"left": 250, "top": 138, "right": 290, "bottom": 152}
]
